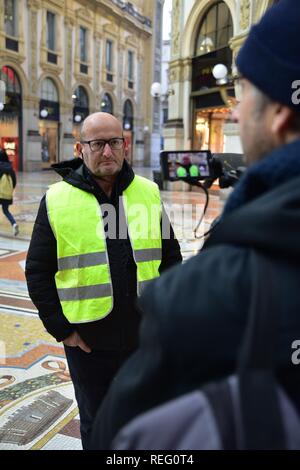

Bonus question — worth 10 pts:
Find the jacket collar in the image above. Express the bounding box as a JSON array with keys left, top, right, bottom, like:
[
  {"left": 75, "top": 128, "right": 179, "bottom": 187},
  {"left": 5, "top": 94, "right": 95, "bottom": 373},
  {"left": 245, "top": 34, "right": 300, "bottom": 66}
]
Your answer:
[
  {"left": 223, "top": 138, "right": 300, "bottom": 216},
  {"left": 51, "top": 158, "right": 135, "bottom": 196}
]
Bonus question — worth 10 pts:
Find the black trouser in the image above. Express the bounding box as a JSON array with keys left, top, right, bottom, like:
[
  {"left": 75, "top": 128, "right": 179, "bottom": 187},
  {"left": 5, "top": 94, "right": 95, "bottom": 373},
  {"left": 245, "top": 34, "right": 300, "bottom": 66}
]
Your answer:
[
  {"left": 1, "top": 202, "right": 16, "bottom": 226},
  {"left": 64, "top": 346, "right": 132, "bottom": 450}
]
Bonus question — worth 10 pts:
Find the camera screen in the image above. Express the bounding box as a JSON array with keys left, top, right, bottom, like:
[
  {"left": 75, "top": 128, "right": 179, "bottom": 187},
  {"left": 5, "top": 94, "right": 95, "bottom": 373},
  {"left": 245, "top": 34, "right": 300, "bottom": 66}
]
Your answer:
[{"left": 160, "top": 150, "right": 212, "bottom": 181}]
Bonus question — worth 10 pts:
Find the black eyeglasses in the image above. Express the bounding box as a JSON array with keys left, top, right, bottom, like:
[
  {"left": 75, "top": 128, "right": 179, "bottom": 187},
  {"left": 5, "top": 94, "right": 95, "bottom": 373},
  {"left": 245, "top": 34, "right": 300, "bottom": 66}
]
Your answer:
[
  {"left": 81, "top": 138, "right": 125, "bottom": 152},
  {"left": 232, "top": 73, "right": 244, "bottom": 104}
]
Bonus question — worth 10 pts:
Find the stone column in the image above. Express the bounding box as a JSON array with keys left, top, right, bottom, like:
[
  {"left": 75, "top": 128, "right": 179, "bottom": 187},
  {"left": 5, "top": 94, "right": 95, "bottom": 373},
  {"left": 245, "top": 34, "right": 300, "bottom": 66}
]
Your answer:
[
  {"left": 134, "top": 50, "right": 145, "bottom": 166},
  {"left": 27, "top": 0, "right": 40, "bottom": 94},
  {"left": 94, "top": 32, "right": 101, "bottom": 99},
  {"left": 162, "top": 0, "right": 185, "bottom": 151},
  {"left": 64, "top": 17, "right": 74, "bottom": 94},
  {"left": 24, "top": 0, "right": 42, "bottom": 171},
  {"left": 62, "top": 17, "right": 75, "bottom": 158},
  {"left": 117, "top": 42, "right": 125, "bottom": 114}
]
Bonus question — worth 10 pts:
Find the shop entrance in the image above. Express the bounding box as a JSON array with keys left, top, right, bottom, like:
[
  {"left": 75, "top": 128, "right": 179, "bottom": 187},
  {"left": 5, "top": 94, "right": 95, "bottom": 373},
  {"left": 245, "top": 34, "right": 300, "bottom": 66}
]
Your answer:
[
  {"left": 0, "top": 66, "right": 22, "bottom": 171},
  {"left": 123, "top": 100, "right": 134, "bottom": 165},
  {"left": 39, "top": 120, "right": 59, "bottom": 166},
  {"left": 39, "top": 78, "right": 60, "bottom": 167},
  {"left": 193, "top": 107, "right": 229, "bottom": 153}
]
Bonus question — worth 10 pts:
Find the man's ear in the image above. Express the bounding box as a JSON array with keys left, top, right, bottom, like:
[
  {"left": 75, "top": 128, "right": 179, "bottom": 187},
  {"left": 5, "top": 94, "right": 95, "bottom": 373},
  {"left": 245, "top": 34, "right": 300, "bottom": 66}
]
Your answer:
[
  {"left": 271, "top": 105, "right": 295, "bottom": 136},
  {"left": 123, "top": 138, "right": 129, "bottom": 159},
  {"left": 75, "top": 142, "right": 83, "bottom": 159}
]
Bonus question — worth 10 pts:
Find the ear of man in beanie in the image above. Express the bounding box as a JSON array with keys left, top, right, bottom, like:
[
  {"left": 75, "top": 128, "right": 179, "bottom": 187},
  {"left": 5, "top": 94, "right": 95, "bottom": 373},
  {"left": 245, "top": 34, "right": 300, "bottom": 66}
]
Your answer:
[{"left": 236, "top": 0, "right": 300, "bottom": 112}]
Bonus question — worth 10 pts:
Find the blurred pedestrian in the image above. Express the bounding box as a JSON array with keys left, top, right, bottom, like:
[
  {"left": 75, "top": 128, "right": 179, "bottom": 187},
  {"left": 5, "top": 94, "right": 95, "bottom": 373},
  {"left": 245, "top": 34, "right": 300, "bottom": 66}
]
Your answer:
[{"left": 0, "top": 149, "right": 18, "bottom": 236}]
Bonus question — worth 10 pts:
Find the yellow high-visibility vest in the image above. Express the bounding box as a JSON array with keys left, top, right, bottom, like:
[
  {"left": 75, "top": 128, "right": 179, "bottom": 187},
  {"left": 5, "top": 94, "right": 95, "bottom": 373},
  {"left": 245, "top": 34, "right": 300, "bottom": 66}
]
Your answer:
[{"left": 46, "top": 175, "right": 162, "bottom": 324}]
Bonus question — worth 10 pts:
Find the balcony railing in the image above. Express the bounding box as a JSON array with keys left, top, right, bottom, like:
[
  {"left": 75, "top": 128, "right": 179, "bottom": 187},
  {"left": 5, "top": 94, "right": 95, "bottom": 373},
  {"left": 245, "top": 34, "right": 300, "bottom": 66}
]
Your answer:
[{"left": 110, "top": 0, "right": 152, "bottom": 27}]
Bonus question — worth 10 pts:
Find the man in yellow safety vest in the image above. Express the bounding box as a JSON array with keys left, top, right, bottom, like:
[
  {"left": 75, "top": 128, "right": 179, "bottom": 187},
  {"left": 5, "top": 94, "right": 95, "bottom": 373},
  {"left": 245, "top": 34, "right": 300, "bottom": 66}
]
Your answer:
[{"left": 25, "top": 112, "right": 182, "bottom": 449}]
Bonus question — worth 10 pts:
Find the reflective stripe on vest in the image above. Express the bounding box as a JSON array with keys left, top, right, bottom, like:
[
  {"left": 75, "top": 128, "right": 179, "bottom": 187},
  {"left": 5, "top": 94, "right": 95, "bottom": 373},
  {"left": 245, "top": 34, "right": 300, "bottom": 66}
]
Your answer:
[{"left": 46, "top": 175, "right": 162, "bottom": 323}]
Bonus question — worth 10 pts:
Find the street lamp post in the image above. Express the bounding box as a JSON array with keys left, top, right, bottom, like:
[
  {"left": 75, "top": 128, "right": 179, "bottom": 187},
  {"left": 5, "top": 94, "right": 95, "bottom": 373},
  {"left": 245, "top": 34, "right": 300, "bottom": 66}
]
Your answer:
[{"left": 149, "top": 81, "right": 175, "bottom": 166}]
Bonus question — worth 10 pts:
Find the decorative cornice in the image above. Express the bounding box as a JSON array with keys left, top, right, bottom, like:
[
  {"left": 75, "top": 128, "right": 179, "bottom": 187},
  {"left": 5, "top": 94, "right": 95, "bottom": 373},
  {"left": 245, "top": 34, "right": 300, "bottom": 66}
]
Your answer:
[
  {"left": 75, "top": 7, "right": 93, "bottom": 25},
  {"left": 100, "top": 81, "right": 116, "bottom": 93},
  {"left": 103, "top": 22, "right": 119, "bottom": 38},
  {"left": 40, "top": 64, "right": 63, "bottom": 76},
  {"left": 74, "top": 71, "right": 92, "bottom": 85},
  {"left": 109, "top": 0, "right": 152, "bottom": 28},
  {"left": 44, "top": 0, "right": 64, "bottom": 10},
  {"left": 125, "top": 34, "right": 138, "bottom": 48},
  {"left": 22, "top": 95, "right": 40, "bottom": 107},
  {"left": 27, "top": 0, "right": 41, "bottom": 10},
  {"left": 0, "top": 49, "right": 26, "bottom": 64},
  {"left": 164, "top": 118, "right": 184, "bottom": 129},
  {"left": 168, "top": 58, "right": 190, "bottom": 84},
  {"left": 64, "top": 16, "right": 75, "bottom": 27}
]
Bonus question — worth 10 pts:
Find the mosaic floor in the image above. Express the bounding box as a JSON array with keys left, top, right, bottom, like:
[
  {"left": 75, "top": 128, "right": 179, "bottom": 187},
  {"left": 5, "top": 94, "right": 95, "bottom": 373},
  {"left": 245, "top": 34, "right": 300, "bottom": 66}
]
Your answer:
[
  {"left": 0, "top": 238, "right": 82, "bottom": 450},
  {"left": 0, "top": 168, "right": 224, "bottom": 450}
]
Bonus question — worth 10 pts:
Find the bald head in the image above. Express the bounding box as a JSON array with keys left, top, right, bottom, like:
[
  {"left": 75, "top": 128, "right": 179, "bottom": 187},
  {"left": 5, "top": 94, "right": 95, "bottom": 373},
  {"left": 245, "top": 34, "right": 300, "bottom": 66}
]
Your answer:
[
  {"left": 76, "top": 111, "right": 126, "bottom": 181},
  {"left": 80, "top": 112, "right": 123, "bottom": 141}
]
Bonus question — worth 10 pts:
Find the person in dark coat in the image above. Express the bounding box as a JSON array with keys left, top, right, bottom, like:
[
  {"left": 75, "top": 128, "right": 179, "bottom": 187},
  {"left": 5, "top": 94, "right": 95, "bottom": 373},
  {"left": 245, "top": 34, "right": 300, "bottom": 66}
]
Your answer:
[
  {"left": 90, "top": 0, "right": 300, "bottom": 450},
  {"left": 0, "top": 149, "right": 18, "bottom": 236},
  {"left": 25, "top": 112, "right": 182, "bottom": 449}
]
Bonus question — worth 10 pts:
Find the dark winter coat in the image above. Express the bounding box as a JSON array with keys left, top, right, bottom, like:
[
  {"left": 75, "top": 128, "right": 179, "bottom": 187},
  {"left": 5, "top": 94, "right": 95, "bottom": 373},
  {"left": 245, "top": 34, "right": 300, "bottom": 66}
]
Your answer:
[
  {"left": 0, "top": 161, "right": 16, "bottom": 204},
  {"left": 25, "top": 158, "right": 182, "bottom": 352},
  {"left": 90, "top": 139, "right": 300, "bottom": 449}
]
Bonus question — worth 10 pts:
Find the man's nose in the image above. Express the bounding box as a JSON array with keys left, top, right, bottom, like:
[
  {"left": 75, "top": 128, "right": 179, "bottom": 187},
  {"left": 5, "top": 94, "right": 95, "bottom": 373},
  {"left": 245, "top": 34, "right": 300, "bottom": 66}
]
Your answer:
[{"left": 103, "top": 142, "right": 112, "bottom": 157}]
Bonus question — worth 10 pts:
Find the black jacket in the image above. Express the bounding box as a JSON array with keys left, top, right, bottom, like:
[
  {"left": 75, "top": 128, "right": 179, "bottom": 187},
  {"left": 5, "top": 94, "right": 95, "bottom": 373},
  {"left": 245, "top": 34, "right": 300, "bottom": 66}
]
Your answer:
[
  {"left": 91, "top": 141, "right": 300, "bottom": 449},
  {"left": 0, "top": 161, "right": 16, "bottom": 204},
  {"left": 25, "top": 159, "right": 182, "bottom": 351}
]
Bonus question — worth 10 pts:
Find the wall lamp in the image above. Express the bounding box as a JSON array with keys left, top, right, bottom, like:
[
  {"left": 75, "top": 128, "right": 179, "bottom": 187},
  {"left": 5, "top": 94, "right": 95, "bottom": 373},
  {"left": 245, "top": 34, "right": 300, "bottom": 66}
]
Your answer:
[
  {"left": 212, "top": 64, "right": 239, "bottom": 108},
  {"left": 150, "top": 82, "right": 175, "bottom": 100}
]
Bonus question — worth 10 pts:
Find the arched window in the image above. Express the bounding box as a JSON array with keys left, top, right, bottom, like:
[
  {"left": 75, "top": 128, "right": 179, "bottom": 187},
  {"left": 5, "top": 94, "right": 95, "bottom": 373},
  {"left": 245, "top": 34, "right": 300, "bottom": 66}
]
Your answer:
[
  {"left": 73, "top": 85, "right": 89, "bottom": 108},
  {"left": 41, "top": 77, "right": 58, "bottom": 102},
  {"left": 0, "top": 66, "right": 21, "bottom": 94},
  {"left": 100, "top": 93, "right": 113, "bottom": 114},
  {"left": 195, "top": 1, "right": 233, "bottom": 56},
  {"left": 123, "top": 99, "right": 134, "bottom": 130},
  {"left": 73, "top": 85, "right": 89, "bottom": 124}
]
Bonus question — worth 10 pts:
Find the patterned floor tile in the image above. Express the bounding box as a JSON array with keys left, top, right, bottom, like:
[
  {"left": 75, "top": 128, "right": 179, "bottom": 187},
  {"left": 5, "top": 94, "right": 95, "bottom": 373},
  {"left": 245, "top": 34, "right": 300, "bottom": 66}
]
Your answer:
[
  {"left": 0, "top": 356, "right": 78, "bottom": 450},
  {"left": 41, "top": 433, "right": 82, "bottom": 450}
]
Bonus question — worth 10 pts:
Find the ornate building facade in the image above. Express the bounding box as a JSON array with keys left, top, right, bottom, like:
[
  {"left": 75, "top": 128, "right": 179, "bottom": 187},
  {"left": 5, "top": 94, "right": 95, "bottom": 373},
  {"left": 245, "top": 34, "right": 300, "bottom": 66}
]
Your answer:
[
  {"left": 0, "top": 0, "right": 163, "bottom": 171},
  {"left": 164, "top": 0, "right": 279, "bottom": 154}
]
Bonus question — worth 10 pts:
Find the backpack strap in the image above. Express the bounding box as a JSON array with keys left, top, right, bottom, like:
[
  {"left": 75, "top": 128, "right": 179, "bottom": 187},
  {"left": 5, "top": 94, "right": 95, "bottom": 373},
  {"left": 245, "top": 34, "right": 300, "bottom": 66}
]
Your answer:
[
  {"left": 237, "top": 251, "right": 286, "bottom": 449},
  {"left": 201, "top": 379, "right": 236, "bottom": 450},
  {"left": 202, "top": 252, "right": 286, "bottom": 450}
]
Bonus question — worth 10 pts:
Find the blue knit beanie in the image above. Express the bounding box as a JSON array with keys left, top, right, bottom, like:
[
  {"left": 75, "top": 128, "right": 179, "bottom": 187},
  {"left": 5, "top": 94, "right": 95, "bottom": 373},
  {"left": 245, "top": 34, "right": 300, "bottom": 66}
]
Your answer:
[{"left": 236, "top": 0, "right": 300, "bottom": 112}]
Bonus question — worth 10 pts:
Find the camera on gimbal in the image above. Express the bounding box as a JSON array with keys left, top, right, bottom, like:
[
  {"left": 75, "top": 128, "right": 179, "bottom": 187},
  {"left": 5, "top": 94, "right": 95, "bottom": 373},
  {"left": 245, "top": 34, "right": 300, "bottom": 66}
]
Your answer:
[
  {"left": 159, "top": 150, "right": 246, "bottom": 238},
  {"left": 160, "top": 150, "right": 246, "bottom": 188}
]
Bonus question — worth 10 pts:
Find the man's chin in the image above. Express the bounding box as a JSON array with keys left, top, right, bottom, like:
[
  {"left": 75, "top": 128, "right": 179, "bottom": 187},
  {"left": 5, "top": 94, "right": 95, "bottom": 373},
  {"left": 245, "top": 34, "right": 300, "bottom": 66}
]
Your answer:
[{"left": 93, "top": 166, "right": 118, "bottom": 177}]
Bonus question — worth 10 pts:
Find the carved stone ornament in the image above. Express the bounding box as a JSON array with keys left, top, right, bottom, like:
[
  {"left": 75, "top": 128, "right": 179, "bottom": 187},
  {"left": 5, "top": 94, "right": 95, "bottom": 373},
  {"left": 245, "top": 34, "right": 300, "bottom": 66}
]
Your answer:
[
  {"left": 171, "top": 0, "right": 181, "bottom": 56},
  {"left": 76, "top": 8, "right": 92, "bottom": 21},
  {"left": 27, "top": 0, "right": 41, "bottom": 10},
  {"left": 240, "top": 0, "right": 251, "bottom": 30}
]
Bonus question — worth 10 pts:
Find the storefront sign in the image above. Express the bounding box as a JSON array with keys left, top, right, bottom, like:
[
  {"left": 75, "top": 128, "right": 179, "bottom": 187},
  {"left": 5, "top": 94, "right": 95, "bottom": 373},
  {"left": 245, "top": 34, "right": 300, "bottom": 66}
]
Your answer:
[
  {"left": 1, "top": 137, "right": 19, "bottom": 171},
  {"left": 192, "top": 47, "right": 232, "bottom": 92},
  {"left": 39, "top": 99, "right": 60, "bottom": 121}
]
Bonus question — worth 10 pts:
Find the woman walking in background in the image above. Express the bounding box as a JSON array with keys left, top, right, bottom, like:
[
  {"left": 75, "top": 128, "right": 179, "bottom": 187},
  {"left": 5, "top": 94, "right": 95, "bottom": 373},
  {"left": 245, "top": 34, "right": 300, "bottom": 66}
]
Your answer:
[{"left": 0, "top": 149, "right": 18, "bottom": 236}]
